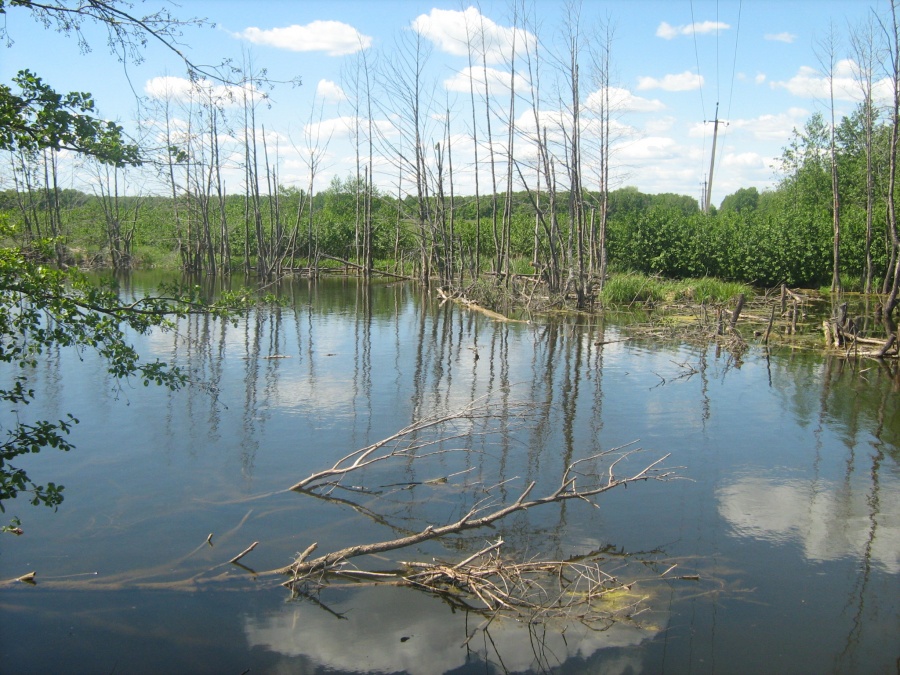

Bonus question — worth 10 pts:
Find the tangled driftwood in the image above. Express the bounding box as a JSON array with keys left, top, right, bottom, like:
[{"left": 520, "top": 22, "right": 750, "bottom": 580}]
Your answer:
[
  {"left": 265, "top": 392, "right": 679, "bottom": 633},
  {"left": 5, "top": 393, "right": 683, "bottom": 638}
]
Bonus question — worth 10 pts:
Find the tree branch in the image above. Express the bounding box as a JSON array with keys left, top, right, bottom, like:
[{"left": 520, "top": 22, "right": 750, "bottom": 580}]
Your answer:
[{"left": 278, "top": 444, "right": 674, "bottom": 580}]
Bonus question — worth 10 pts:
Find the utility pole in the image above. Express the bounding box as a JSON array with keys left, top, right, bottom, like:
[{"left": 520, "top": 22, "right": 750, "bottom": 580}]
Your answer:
[{"left": 704, "top": 102, "right": 721, "bottom": 214}]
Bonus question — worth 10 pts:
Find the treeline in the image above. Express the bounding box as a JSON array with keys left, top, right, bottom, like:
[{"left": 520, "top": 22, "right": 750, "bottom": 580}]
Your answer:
[
  {"left": 0, "top": 139, "right": 890, "bottom": 291},
  {"left": 0, "top": 179, "right": 697, "bottom": 272},
  {"left": 5, "top": 0, "right": 900, "bottom": 324},
  {"left": 3, "top": 102, "right": 898, "bottom": 294}
]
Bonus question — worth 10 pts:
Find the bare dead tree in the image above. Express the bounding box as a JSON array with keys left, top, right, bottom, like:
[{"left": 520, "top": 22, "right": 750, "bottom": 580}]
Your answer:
[
  {"left": 500, "top": 1, "right": 520, "bottom": 283},
  {"left": 289, "top": 95, "right": 332, "bottom": 277},
  {"left": 877, "top": 1, "right": 900, "bottom": 336},
  {"left": 849, "top": 17, "right": 878, "bottom": 294},
  {"left": 815, "top": 24, "right": 843, "bottom": 294},
  {"left": 7, "top": 150, "right": 44, "bottom": 240},
  {"left": 565, "top": 2, "right": 588, "bottom": 308},
  {"left": 277, "top": 395, "right": 674, "bottom": 587},
  {"left": 587, "top": 15, "right": 616, "bottom": 290},
  {"left": 478, "top": 6, "right": 501, "bottom": 276},
  {"left": 90, "top": 159, "right": 141, "bottom": 268},
  {"left": 462, "top": 5, "right": 484, "bottom": 276},
  {"left": 372, "top": 28, "right": 437, "bottom": 284},
  {"left": 517, "top": 6, "right": 564, "bottom": 293}
]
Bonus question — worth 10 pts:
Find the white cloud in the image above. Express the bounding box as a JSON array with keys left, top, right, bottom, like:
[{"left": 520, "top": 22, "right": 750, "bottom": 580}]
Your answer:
[
  {"left": 613, "top": 133, "right": 704, "bottom": 194},
  {"left": 443, "top": 65, "right": 530, "bottom": 97},
  {"left": 412, "top": 7, "right": 536, "bottom": 65},
  {"left": 722, "top": 151, "right": 768, "bottom": 169},
  {"left": 234, "top": 21, "right": 371, "bottom": 56},
  {"left": 644, "top": 116, "right": 676, "bottom": 134},
  {"left": 765, "top": 32, "right": 797, "bottom": 43},
  {"left": 727, "top": 108, "right": 809, "bottom": 142},
  {"left": 316, "top": 79, "right": 347, "bottom": 104},
  {"left": 755, "top": 72, "right": 767, "bottom": 85},
  {"left": 304, "top": 115, "right": 396, "bottom": 142},
  {"left": 637, "top": 71, "right": 703, "bottom": 92},
  {"left": 585, "top": 87, "right": 666, "bottom": 113},
  {"left": 619, "top": 135, "right": 681, "bottom": 161},
  {"left": 244, "top": 584, "right": 660, "bottom": 674},
  {"left": 143, "top": 76, "right": 264, "bottom": 105},
  {"left": 656, "top": 20, "right": 729, "bottom": 39},
  {"left": 770, "top": 59, "right": 885, "bottom": 102},
  {"left": 513, "top": 107, "right": 564, "bottom": 136},
  {"left": 144, "top": 76, "right": 194, "bottom": 100}
]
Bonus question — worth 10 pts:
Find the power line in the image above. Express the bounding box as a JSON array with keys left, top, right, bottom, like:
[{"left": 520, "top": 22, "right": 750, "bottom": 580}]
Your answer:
[
  {"left": 726, "top": 0, "right": 743, "bottom": 121},
  {"left": 716, "top": 0, "right": 720, "bottom": 103},
  {"left": 715, "top": 0, "right": 742, "bottom": 204},
  {"left": 689, "top": 0, "right": 706, "bottom": 120},
  {"left": 690, "top": 0, "right": 709, "bottom": 202}
]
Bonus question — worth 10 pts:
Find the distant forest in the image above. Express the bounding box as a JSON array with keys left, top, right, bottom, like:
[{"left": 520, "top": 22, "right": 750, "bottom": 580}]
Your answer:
[{"left": 0, "top": 104, "right": 894, "bottom": 294}]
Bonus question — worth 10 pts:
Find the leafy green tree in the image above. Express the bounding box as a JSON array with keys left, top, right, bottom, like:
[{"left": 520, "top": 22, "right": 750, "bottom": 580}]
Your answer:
[
  {"left": 0, "top": 227, "right": 169, "bottom": 511},
  {"left": 719, "top": 187, "right": 760, "bottom": 214},
  {"left": 0, "top": 0, "right": 241, "bottom": 528},
  {"left": 0, "top": 70, "right": 140, "bottom": 166}
]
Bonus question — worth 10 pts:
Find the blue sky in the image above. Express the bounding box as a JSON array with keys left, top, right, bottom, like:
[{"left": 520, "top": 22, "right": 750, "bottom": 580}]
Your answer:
[{"left": 0, "top": 0, "right": 883, "bottom": 206}]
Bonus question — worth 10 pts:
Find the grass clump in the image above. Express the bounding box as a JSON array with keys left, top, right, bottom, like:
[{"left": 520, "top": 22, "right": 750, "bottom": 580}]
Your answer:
[
  {"left": 600, "top": 273, "right": 666, "bottom": 305},
  {"left": 673, "top": 277, "right": 753, "bottom": 304},
  {"left": 601, "top": 273, "right": 753, "bottom": 307}
]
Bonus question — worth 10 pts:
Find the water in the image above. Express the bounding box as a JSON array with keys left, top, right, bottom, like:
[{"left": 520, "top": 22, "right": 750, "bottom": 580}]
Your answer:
[{"left": 1, "top": 274, "right": 897, "bottom": 674}]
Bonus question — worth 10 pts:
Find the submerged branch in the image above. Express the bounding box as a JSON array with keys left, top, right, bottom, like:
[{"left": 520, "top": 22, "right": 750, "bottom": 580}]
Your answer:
[
  {"left": 278, "top": 444, "right": 673, "bottom": 580},
  {"left": 286, "top": 539, "right": 679, "bottom": 628},
  {"left": 288, "top": 393, "right": 534, "bottom": 492}
]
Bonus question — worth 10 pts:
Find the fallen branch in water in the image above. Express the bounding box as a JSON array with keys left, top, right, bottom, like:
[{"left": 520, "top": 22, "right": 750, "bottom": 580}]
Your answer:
[
  {"left": 436, "top": 287, "right": 529, "bottom": 323},
  {"left": 272, "top": 393, "right": 681, "bottom": 634},
  {"left": 228, "top": 541, "right": 259, "bottom": 565},
  {"left": 288, "top": 394, "right": 534, "bottom": 493},
  {"left": 279, "top": 442, "right": 673, "bottom": 582},
  {"left": 284, "top": 538, "right": 685, "bottom": 630}
]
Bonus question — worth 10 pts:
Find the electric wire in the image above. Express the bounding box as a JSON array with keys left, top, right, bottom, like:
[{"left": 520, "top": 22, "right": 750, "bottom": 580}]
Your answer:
[
  {"left": 725, "top": 0, "right": 743, "bottom": 123},
  {"left": 689, "top": 0, "right": 706, "bottom": 120},
  {"left": 716, "top": 0, "right": 720, "bottom": 103},
  {"left": 690, "top": 0, "right": 708, "bottom": 203},
  {"left": 692, "top": 0, "right": 743, "bottom": 209},
  {"left": 716, "top": 0, "right": 743, "bottom": 203}
]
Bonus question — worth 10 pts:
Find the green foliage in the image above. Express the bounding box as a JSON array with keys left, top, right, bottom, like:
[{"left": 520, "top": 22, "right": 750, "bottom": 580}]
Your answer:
[
  {"left": 600, "top": 273, "right": 750, "bottom": 306},
  {"left": 600, "top": 273, "right": 666, "bottom": 305},
  {"left": 672, "top": 277, "right": 752, "bottom": 304},
  {"left": 719, "top": 187, "right": 759, "bottom": 214},
  {"left": 466, "top": 277, "right": 511, "bottom": 312},
  {"left": 0, "top": 102, "right": 893, "bottom": 291},
  {"left": 0, "top": 216, "right": 249, "bottom": 521},
  {"left": 607, "top": 208, "right": 709, "bottom": 279},
  {"left": 0, "top": 70, "right": 141, "bottom": 166}
]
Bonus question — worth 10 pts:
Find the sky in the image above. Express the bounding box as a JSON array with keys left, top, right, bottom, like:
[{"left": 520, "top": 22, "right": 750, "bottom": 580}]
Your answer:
[{"left": 0, "top": 0, "right": 887, "bottom": 207}]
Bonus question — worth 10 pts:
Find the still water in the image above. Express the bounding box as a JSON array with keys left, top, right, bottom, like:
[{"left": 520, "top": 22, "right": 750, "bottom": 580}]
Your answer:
[{"left": 1, "top": 274, "right": 898, "bottom": 674}]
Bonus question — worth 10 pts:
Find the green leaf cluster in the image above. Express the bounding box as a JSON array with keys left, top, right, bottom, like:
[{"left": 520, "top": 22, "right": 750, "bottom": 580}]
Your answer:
[
  {"left": 0, "top": 70, "right": 140, "bottom": 166},
  {"left": 0, "top": 215, "right": 252, "bottom": 520}
]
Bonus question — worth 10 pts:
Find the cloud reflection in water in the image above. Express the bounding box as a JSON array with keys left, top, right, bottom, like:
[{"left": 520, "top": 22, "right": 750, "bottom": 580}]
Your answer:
[
  {"left": 717, "top": 475, "right": 900, "bottom": 573},
  {"left": 244, "top": 584, "right": 661, "bottom": 673}
]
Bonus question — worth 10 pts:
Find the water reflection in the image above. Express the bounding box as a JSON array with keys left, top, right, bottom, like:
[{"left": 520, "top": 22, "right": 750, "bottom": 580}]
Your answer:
[
  {"left": 243, "top": 585, "right": 660, "bottom": 674},
  {"left": 2, "top": 274, "right": 899, "bottom": 674},
  {"left": 717, "top": 474, "right": 900, "bottom": 573}
]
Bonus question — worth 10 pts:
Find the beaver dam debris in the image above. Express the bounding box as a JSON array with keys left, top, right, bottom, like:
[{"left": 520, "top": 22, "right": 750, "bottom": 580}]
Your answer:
[
  {"left": 443, "top": 279, "right": 898, "bottom": 360},
  {"left": 269, "top": 393, "right": 683, "bottom": 631}
]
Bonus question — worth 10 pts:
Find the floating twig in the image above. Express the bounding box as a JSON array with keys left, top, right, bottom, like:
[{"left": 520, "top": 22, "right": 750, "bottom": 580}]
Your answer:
[
  {"left": 228, "top": 542, "right": 259, "bottom": 565},
  {"left": 16, "top": 571, "right": 36, "bottom": 585}
]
